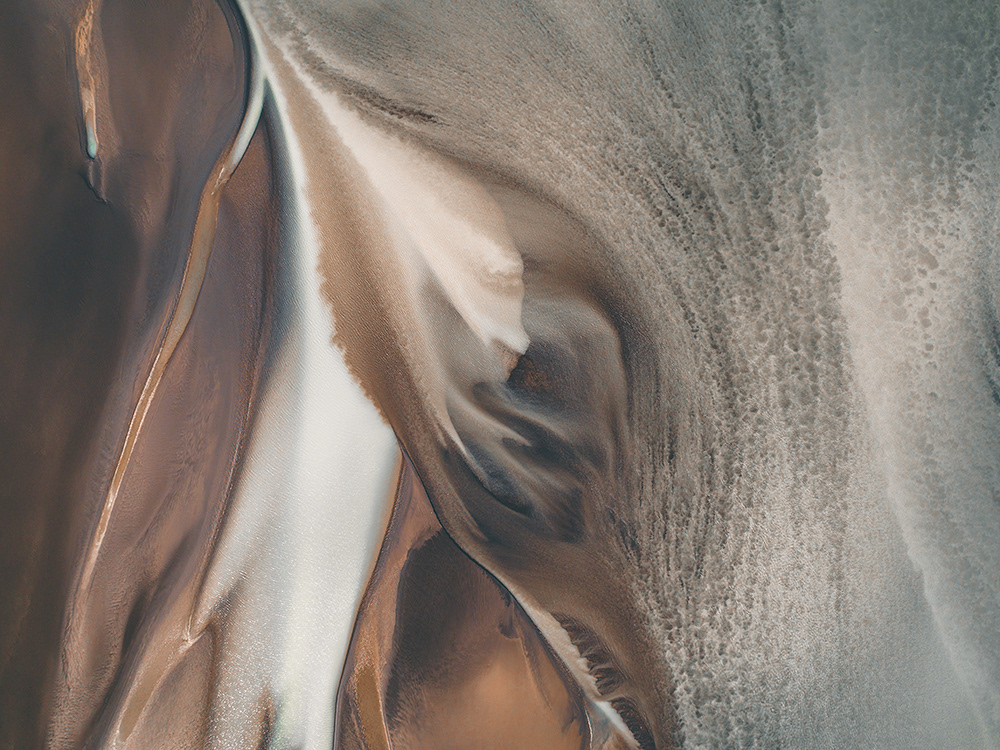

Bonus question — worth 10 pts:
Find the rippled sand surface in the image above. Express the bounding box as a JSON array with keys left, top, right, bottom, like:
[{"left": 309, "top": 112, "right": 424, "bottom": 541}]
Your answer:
[{"left": 2, "top": 1, "right": 1000, "bottom": 748}]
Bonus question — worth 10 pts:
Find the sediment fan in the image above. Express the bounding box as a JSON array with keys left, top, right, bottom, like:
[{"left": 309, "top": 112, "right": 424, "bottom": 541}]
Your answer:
[{"left": 1, "top": 0, "right": 999, "bottom": 748}]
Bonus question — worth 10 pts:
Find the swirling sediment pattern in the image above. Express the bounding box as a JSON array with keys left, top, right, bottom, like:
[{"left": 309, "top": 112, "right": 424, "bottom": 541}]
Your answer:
[{"left": 1, "top": 1, "right": 999, "bottom": 748}]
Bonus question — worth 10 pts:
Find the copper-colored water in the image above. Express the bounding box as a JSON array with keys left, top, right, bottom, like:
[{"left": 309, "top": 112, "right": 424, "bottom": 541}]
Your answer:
[{"left": 336, "top": 456, "right": 591, "bottom": 750}]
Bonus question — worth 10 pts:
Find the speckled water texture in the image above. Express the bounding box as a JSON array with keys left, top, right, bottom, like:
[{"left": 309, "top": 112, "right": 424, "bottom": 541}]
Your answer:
[{"left": 1, "top": 0, "right": 999, "bottom": 748}]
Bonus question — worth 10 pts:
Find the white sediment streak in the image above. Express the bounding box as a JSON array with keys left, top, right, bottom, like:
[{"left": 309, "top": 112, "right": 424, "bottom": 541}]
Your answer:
[{"left": 180, "top": 17, "right": 399, "bottom": 748}]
